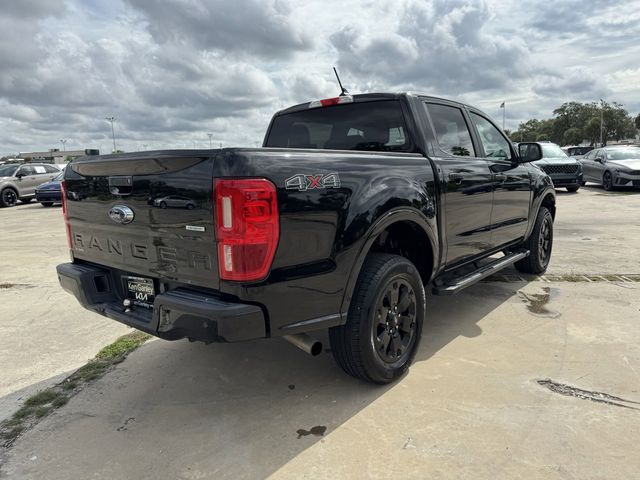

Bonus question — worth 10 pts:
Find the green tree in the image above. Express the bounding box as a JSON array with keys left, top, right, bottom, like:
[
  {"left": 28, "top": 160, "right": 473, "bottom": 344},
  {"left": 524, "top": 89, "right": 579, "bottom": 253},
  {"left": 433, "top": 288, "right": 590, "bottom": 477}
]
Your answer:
[
  {"left": 635, "top": 113, "right": 640, "bottom": 130},
  {"left": 562, "top": 127, "right": 584, "bottom": 146},
  {"left": 584, "top": 117, "right": 601, "bottom": 146}
]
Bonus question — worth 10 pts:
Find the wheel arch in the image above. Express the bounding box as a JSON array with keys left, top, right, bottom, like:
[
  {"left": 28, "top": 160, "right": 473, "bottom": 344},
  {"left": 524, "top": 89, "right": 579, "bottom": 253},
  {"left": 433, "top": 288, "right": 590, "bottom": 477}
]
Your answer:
[{"left": 340, "top": 208, "right": 438, "bottom": 317}]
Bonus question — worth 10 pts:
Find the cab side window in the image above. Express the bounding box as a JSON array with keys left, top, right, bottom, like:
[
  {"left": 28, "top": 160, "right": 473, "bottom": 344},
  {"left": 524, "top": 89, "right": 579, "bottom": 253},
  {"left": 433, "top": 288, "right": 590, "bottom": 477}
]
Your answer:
[
  {"left": 470, "top": 113, "right": 511, "bottom": 160},
  {"left": 426, "top": 103, "right": 475, "bottom": 157}
]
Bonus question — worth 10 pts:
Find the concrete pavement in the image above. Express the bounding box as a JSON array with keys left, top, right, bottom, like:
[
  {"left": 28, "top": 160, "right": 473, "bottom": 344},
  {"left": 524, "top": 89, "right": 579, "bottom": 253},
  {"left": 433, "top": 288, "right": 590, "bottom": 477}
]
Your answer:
[{"left": 1, "top": 185, "right": 639, "bottom": 479}]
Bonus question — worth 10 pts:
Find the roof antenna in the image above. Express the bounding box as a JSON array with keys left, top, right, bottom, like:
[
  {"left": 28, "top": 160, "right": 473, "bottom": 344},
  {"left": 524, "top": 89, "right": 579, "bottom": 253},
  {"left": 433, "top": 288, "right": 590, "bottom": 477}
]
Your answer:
[{"left": 333, "top": 67, "right": 349, "bottom": 96}]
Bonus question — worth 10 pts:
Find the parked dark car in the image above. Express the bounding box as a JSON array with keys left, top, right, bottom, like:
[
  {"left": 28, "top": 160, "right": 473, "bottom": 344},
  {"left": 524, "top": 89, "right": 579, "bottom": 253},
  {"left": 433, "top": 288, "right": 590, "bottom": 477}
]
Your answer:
[
  {"left": 35, "top": 171, "right": 64, "bottom": 206},
  {"left": 57, "top": 92, "right": 555, "bottom": 384},
  {"left": 520, "top": 142, "right": 583, "bottom": 192},
  {"left": 580, "top": 146, "right": 640, "bottom": 190}
]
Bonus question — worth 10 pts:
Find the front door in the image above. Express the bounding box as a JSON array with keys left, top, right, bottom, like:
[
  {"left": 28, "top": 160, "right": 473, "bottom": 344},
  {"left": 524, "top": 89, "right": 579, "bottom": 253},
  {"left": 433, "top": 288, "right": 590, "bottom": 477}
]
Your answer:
[
  {"left": 423, "top": 101, "right": 493, "bottom": 266},
  {"left": 468, "top": 111, "right": 531, "bottom": 247}
]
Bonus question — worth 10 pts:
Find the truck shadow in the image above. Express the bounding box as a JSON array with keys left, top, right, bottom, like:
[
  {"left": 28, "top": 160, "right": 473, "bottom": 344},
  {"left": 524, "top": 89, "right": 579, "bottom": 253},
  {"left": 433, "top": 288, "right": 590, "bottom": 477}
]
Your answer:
[{"left": 4, "top": 278, "right": 528, "bottom": 479}]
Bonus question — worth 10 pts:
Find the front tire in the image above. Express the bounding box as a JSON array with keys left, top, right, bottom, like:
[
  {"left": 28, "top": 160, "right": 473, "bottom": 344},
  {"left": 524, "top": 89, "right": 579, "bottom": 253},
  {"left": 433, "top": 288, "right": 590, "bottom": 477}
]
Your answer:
[
  {"left": 566, "top": 185, "right": 579, "bottom": 192},
  {"left": 515, "top": 206, "right": 553, "bottom": 274},
  {"left": 329, "top": 254, "right": 425, "bottom": 384},
  {"left": 0, "top": 188, "right": 18, "bottom": 207},
  {"left": 603, "top": 171, "right": 614, "bottom": 191},
  {"left": 41, "top": 202, "right": 54, "bottom": 207},
  {"left": 20, "top": 197, "right": 32, "bottom": 204}
]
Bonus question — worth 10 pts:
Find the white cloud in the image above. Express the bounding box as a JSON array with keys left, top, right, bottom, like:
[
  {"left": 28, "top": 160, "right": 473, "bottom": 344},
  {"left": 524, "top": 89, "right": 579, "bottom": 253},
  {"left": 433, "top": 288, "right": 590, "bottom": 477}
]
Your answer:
[{"left": 1, "top": 0, "right": 639, "bottom": 156}]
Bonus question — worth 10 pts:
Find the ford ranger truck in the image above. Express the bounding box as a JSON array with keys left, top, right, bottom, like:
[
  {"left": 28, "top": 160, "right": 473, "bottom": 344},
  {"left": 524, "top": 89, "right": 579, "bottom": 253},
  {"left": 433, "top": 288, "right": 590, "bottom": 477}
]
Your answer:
[{"left": 57, "top": 93, "right": 555, "bottom": 384}]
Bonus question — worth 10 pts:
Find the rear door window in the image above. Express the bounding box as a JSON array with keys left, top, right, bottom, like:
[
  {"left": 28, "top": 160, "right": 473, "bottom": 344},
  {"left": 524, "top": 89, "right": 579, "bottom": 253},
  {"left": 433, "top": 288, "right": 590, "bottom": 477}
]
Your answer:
[
  {"left": 425, "top": 103, "right": 475, "bottom": 157},
  {"left": 265, "top": 100, "right": 414, "bottom": 152}
]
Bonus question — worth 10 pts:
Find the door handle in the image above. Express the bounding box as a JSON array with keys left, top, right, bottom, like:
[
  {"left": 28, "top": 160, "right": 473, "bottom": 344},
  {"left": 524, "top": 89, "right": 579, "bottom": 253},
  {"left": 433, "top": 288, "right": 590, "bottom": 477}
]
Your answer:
[
  {"left": 494, "top": 174, "right": 507, "bottom": 182},
  {"left": 449, "top": 173, "right": 464, "bottom": 184}
]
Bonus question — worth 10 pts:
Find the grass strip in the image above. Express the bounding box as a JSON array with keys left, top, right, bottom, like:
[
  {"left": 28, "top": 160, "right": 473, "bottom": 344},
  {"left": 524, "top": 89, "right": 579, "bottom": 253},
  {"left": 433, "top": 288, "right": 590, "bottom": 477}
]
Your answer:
[{"left": 0, "top": 331, "right": 150, "bottom": 448}]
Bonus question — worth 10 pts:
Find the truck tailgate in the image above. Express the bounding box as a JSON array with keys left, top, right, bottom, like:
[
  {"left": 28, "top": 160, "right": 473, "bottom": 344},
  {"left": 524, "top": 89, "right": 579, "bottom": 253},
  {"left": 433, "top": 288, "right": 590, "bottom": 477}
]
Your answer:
[{"left": 65, "top": 151, "right": 219, "bottom": 290}]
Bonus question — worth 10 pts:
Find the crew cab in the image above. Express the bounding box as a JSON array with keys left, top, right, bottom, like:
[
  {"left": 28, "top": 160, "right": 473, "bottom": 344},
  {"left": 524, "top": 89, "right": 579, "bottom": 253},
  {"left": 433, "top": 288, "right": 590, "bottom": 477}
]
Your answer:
[{"left": 57, "top": 93, "right": 555, "bottom": 384}]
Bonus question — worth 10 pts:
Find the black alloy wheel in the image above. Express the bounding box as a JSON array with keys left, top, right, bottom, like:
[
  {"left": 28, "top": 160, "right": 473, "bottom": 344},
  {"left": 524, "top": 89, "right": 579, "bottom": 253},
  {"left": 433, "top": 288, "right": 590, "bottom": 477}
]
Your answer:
[
  {"left": 373, "top": 278, "right": 417, "bottom": 364},
  {"left": 537, "top": 214, "right": 552, "bottom": 268},
  {"left": 1, "top": 188, "right": 18, "bottom": 207}
]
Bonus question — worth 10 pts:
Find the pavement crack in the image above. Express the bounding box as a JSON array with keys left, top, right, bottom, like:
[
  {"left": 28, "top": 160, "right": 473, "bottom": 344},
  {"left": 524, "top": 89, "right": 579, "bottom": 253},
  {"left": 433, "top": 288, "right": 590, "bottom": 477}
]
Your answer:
[{"left": 536, "top": 379, "right": 640, "bottom": 410}]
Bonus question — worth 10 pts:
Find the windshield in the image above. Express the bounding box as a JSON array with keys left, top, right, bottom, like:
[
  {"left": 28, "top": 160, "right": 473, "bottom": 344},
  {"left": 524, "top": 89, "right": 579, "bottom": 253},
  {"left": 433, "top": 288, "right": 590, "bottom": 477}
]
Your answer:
[
  {"left": 0, "top": 165, "right": 18, "bottom": 177},
  {"left": 607, "top": 148, "right": 640, "bottom": 160},
  {"left": 265, "top": 100, "right": 413, "bottom": 152},
  {"left": 541, "top": 144, "right": 568, "bottom": 158}
]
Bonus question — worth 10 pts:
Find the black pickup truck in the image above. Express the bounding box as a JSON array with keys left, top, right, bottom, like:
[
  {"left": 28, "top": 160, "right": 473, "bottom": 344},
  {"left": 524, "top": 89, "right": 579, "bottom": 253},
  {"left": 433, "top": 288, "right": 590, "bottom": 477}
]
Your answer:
[{"left": 57, "top": 93, "right": 555, "bottom": 384}]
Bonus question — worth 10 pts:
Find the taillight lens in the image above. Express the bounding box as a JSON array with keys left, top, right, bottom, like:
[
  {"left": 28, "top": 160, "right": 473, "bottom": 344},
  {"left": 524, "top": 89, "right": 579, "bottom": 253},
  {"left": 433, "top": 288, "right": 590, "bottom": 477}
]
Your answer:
[
  {"left": 60, "top": 180, "right": 71, "bottom": 249},
  {"left": 214, "top": 178, "right": 279, "bottom": 281}
]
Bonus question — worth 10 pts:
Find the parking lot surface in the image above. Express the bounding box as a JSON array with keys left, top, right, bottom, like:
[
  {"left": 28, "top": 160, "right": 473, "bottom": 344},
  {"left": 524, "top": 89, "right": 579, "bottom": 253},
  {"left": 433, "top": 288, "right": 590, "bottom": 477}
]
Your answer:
[{"left": 1, "top": 185, "right": 639, "bottom": 479}]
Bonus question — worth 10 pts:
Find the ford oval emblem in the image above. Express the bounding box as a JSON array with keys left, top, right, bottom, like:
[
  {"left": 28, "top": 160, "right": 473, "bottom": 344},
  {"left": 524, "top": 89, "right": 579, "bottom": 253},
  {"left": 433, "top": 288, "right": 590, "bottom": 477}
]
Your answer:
[{"left": 108, "top": 205, "right": 135, "bottom": 224}]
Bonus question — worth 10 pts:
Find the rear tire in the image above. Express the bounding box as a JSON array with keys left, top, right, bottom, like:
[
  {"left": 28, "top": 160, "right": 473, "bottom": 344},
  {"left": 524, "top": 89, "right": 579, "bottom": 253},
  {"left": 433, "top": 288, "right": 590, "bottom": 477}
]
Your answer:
[
  {"left": 159, "top": 201, "right": 167, "bottom": 209},
  {"left": 41, "top": 202, "right": 54, "bottom": 207},
  {"left": 329, "top": 254, "right": 425, "bottom": 384},
  {"left": 566, "top": 186, "right": 579, "bottom": 192},
  {"left": 20, "top": 197, "right": 32, "bottom": 204},
  {"left": 514, "top": 206, "right": 553, "bottom": 274},
  {"left": 0, "top": 188, "right": 18, "bottom": 207}
]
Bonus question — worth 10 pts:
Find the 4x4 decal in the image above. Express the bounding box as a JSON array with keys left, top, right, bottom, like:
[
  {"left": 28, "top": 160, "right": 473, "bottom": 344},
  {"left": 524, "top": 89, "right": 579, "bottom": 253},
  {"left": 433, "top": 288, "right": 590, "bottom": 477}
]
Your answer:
[{"left": 285, "top": 173, "right": 341, "bottom": 191}]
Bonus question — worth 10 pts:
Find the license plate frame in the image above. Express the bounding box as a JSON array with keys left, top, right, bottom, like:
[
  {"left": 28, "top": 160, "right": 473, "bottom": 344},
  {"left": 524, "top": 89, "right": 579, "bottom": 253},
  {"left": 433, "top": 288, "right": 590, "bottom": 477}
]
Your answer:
[{"left": 123, "top": 275, "right": 156, "bottom": 308}]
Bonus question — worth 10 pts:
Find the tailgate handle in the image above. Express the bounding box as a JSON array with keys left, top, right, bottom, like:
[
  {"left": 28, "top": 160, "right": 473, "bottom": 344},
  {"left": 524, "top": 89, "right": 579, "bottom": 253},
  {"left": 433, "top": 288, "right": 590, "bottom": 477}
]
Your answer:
[{"left": 109, "top": 176, "right": 133, "bottom": 196}]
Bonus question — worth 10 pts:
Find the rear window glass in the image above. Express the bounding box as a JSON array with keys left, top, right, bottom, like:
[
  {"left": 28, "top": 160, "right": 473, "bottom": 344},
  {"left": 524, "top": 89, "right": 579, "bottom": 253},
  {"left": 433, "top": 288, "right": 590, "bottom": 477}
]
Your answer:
[{"left": 265, "top": 100, "right": 413, "bottom": 152}]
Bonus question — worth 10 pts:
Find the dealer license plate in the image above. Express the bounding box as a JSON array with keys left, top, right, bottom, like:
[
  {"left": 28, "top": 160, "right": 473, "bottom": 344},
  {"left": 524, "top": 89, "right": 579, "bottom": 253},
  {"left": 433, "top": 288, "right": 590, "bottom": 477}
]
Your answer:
[{"left": 124, "top": 276, "right": 155, "bottom": 308}]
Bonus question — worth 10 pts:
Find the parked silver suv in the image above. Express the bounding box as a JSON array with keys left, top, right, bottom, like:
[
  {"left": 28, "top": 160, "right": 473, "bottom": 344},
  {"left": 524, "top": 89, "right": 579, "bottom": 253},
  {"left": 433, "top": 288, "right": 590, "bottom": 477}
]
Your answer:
[{"left": 0, "top": 163, "right": 61, "bottom": 207}]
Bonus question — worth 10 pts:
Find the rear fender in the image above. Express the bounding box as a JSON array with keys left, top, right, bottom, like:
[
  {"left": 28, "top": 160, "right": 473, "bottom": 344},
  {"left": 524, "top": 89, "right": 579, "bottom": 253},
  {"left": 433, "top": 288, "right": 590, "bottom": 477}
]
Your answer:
[{"left": 339, "top": 207, "right": 438, "bottom": 317}]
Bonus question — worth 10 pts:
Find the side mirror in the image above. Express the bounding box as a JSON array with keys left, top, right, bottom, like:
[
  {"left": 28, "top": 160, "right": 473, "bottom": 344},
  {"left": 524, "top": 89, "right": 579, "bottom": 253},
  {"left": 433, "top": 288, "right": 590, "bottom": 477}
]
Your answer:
[
  {"left": 16, "top": 173, "right": 24, "bottom": 179},
  {"left": 595, "top": 157, "right": 603, "bottom": 164},
  {"left": 518, "top": 142, "right": 542, "bottom": 162}
]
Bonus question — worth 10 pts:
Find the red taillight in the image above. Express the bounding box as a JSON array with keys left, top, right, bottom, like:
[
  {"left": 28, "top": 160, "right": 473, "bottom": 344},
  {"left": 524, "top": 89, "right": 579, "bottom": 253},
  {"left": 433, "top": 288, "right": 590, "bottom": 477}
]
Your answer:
[
  {"left": 60, "top": 180, "right": 71, "bottom": 249},
  {"left": 214, "top": 178, "right": 279, "bottom": 281}
]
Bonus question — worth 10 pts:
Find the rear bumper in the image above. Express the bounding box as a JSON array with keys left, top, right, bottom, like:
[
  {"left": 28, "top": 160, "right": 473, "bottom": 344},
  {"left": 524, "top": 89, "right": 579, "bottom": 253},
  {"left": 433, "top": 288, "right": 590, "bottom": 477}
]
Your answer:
[{"left": 56, "top": 262, "right": 266, "bottom": 343}]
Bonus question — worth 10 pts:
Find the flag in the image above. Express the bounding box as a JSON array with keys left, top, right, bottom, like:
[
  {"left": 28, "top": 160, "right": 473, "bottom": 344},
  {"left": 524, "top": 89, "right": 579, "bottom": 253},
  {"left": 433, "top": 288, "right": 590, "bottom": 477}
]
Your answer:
[{"left": 499, "top": 102, "right": 505, "bottom": 108}]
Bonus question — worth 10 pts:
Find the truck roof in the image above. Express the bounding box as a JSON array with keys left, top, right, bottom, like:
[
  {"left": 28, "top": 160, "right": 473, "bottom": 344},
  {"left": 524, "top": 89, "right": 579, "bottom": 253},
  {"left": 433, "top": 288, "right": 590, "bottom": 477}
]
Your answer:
[{"left": 277, "top": 92, "right": 471, "bottom": 115}]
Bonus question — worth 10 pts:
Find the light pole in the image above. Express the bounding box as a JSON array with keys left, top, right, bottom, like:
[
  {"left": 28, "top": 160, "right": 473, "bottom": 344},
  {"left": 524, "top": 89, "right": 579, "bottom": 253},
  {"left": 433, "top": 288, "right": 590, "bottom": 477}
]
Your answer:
[
  {"left": 105, "top": 116, "right": 117, "bottom": 152},
  {"left": 599, "top": 99, "right": 604, "bottom": 147},
  {"left": 59, "top": 139, "right": 67, "bottom": 151},
  {"left": 208, "top": 133, "right": 213, "bottom": 149}
]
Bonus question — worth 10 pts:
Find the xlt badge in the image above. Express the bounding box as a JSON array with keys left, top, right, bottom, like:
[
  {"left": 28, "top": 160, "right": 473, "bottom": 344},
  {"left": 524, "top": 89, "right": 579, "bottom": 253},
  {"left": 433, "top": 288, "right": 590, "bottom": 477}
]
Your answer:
[{"left": 108, "top": 205, "right": 135, "bottom": 224}]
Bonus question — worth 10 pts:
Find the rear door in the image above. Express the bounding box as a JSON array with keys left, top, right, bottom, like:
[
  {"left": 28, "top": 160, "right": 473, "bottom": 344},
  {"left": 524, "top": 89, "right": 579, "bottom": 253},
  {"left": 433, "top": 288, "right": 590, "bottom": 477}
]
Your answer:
[
  {"left": 468, "top": 110, "right": 531, "bottom": 246},
  {"left": 423, "top": 100, "right": 493, "bottom": 266}
]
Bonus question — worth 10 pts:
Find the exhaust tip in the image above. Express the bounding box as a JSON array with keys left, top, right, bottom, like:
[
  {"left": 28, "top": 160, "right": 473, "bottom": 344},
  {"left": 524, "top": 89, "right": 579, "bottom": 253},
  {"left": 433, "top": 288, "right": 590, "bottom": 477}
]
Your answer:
[
  {"left": 309, "top": 341, "right": 323, "bottom": 357},
  {"left": 283, "top": 333, "right": 323, "bottom": 356}
]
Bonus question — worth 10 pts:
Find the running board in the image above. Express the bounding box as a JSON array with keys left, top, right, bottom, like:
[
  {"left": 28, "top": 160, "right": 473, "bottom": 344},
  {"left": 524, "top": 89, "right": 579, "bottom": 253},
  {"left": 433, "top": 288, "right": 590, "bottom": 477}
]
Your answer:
[{"left": 432, "top": 250, "right": 530, "bottom": 295}]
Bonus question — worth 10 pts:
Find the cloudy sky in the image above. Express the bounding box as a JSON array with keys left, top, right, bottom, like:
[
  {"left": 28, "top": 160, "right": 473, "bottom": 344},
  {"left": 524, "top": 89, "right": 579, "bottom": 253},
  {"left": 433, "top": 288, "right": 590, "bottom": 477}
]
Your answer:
[{"left": 2, "top": 0, "right": 640, "bottom": 156}]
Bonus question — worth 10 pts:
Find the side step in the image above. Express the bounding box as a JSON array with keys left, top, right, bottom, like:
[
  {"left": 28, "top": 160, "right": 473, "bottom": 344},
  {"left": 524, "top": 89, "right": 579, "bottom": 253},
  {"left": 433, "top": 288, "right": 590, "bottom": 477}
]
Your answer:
[{"left": 432, "top": 250, "right": 530, "bottom": 295}]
